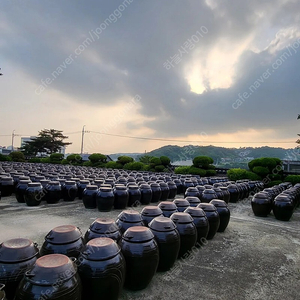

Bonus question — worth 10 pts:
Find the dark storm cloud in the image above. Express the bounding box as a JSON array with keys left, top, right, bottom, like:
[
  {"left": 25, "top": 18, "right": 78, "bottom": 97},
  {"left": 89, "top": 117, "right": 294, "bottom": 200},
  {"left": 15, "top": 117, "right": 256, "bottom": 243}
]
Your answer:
[{"left": 1, "top": 0, "right": 299, "bottom": 138}]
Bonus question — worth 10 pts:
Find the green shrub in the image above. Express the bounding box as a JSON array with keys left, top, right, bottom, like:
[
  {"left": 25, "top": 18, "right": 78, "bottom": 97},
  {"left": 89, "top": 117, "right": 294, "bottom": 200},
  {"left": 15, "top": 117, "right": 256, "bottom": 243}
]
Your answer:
[
  {"left": 266, "top": 180, "right": 283, "bottom": 188},
  {"left": 9, "top": 151, "right": 25, "bottom": 162},
  {"left": 253, "top": 166, "right": 269, "bottom": 177},
  {"left": 89, "top": 153, "right": 107, "bottom": 164},
  {"left": 284, "top": 175, "right": 300, "bottom": 185},
  {"left": 192, "top": 156, "right": 214, "bottom": 169},
  {"left": 189, "top": 167, "right": 206, "bottom": 176},
  {"left": 206, "top": 169, "right": 217, "bottom": 176},
  {"left": 117, "top": 156, "right": 134, "bottom": 165},
  {"left": 29, "top": 158, "right": 41, "bottom": 163},
  {"left": 82, "top": 161, "right": 92, "bottom": 167},
  {"left": 174, "top": 166, "right": 192, "bottom": 174},
  {"left": 105, "top": 161, "right": 123, "bottom": 169},
  {"left": 150, "top": 157, "right": 162, "bottom": 166},
  {"left": 160, "top": 156, "right": 171, "bottom": 166},
  {"left": 66, "top": 154, "right": 82, "bottom": 165},
  {"left": 50, "top": 153, "right": 64, "bottom": 163},
  {"left": 227, "top": 168, "right": 261, "bottom": 181},
  {"left": 61, "top": 159, "right": 69, "bottom": 165},
  {"left": 155, "top": 165, "right": 166, "bottom": 172},
  {"left": 0, "top": 154, "right": 12, "bottom": 161},
  {"left": 123, "top": 162, "right": 145, "bottom": 171},
  {"left": 40, "top": 157, "right": 51, "bottom": 163}
]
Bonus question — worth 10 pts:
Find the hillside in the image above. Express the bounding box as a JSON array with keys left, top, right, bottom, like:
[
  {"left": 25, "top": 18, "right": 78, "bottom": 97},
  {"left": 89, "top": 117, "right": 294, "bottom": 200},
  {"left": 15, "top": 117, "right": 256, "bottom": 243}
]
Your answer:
[{"left": 109, "top": 145, "right": 300, "bottom": 168}]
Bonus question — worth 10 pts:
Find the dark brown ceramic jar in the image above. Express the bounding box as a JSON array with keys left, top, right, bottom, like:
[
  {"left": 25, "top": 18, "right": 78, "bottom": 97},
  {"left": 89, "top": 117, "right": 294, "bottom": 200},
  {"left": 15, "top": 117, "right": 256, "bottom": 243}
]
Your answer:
[
  {"left": 119, "top": 226, "right": 159, "bottom": 290},
  {"left": 170, "top": 212, "right": 197, "bottom": 258},
  {"left": 158, "top": 201, "right": 178, "bottom": 217},
  {"left": 77, "top": 238, "right": 125, "bottom": 300},
  {"left": 173, "top": 198, "right": 190, "bottom": 212},
  {"left": 251, "top": 192, "right": 272, "bottom": 217},
  {"left": 40, "top": 225, "right": 84, "bottom": 259},
  {"left": 200, "top": 189, "right": 218, "bottom": 203},
  {"left": 116, "top": 210, "right": 145, "bottom": 234},
  {"left": 210, "top": 199, "right": 230, "bottom": 232},
  {"left": 148, "top": 217, "right": 180, "bottom": 271},
  {"left": 141, "top": 206, "right": 163, "bottom": 226}
]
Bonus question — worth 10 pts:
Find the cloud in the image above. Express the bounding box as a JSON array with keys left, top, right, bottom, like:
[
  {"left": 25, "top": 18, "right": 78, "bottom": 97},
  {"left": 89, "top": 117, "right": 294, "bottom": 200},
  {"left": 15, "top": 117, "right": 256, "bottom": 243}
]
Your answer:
[{"left": 1, "top": 0, "right": 299, "bottom": 153}]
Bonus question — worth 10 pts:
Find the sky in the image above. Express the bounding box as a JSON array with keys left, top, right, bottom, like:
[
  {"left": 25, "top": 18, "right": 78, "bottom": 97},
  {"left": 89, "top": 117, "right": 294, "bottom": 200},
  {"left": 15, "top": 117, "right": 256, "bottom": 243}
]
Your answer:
[{"left": 0, "top": 0, "right": 300, "bottom": 155}]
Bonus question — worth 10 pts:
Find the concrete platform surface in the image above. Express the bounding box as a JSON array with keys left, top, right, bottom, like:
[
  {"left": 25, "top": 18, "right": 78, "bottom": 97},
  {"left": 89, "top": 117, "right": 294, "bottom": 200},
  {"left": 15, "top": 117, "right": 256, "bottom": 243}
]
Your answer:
[{"left": 0, "top": 196, "right": 299, "bottom": 300}]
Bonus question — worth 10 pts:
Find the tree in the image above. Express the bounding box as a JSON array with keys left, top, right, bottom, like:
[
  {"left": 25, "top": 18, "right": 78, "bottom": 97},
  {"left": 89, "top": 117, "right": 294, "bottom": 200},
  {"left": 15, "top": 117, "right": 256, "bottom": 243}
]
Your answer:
[
  {"left": 49, "top": 153, "right": 64, "bottom": 164},
  {"left": 88, "top": 153, "right": 107, "bottom": 164},
  {"left": 192, "top": 156, "right": 214, "bottom": 169},
  {"left": 66, "top": 154, "right": 82, "bottom": 165},
  {"left": 139, "top": 155, "right": 154, "bottom": 164},
  {"left": 21, "top": 129, "right": 71, "bottom": 156},
  {"left": 117, "top": 156, "right": 134, "bottom": 165}
]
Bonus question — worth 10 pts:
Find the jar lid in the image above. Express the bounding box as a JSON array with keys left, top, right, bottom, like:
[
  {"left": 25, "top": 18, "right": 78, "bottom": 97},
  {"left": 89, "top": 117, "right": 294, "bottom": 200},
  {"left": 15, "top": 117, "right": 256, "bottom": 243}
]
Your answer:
[
  {"left": 185, "top": 196, "right": 200, "bottom": 204},
  {"left": 173, "top": 198, "right": 190, "bottom": 207},
  {"left": 89, "top": 218, "right": 119, "bottom": 234},
  {"left": 18, "top": 179, "right": 31, "bottom": 184},
  {"left": 117, "top": 210, "right": 142, "bottom": 222},
  {"left": 122, "top": 226, "right": 153, "bottom": 242},
  {"left": 25, "top": 254, "right": 76, "bottom": 285},
  {"left": 81, "top": 238, "right": 120, "bottom": 261},
  {"left": 65, "top": 180, "right": 76, "bottom": 185},
  {"left": 85, "top": 184, "right": 98, "bottom": 190},
  {"left": 141, "top": 206, "right": 163, "bottom": 217},
  {"left": 197, "top": 203, "right": 217, "bottom": 212},
  {"left": 210, "top": 199, "right": 228, "bottom": 208},
  {"left": 0, "top": 238, "right": 39, "bottom": 263},
  {"left": 149, "top": 216, "right": 177, "bottom": 231},
  {"left": 158, "top": 201, "right": 177, "bottom": 210},
  {"left": 28, "top": 182, "right": 42, "bottom": 187},
  {"left": 184, "top": 206, "right": 206, "bottom": 217},
  {"left": 170, "top": 212, "right": 194, "bottom": 224},
  {"left": 45, "top": 225, "right": 82, "bottom": 244}
]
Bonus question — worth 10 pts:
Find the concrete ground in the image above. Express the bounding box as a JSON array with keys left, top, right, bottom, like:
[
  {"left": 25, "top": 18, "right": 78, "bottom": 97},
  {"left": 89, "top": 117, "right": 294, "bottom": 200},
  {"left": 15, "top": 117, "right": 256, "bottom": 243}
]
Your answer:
[{"left": 0, "top": 195, "right": 299, "bottom": 300}]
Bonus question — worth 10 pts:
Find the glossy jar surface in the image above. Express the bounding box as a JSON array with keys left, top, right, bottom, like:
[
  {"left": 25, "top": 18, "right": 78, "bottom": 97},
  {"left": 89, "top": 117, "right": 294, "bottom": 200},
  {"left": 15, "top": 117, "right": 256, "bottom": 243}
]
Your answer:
[
  {"left": 96, "top": 187, "right": 115, "bottom": 212},
  {"left": 24, "top": 182, "right": 43, "bottom": 206},
  {"left": 14, "top": 254, "right": 81, "bottom": 300},
  {"left": 173, "top": 198, "right": 190, "bottom": 212},
  {"left": 210, "top": 199, "right": 230, "bottom": 232},
  {"left": 0, "top": 177, "right": 14, "bottom": 197},
  {"left": 184, "top": 187, "right": 200, "bottom": 199},
  {"left": 227, "top": 184, "right": 240, "bottom": 203},
  {"left": 62, "top": 180, "right": 78, "bottom": 201},
  {"left": 45, "top": 181, "right": 62, "bottom": 204},
  {"left": 272, "top": 194, "right": 294, "bottom": 221},
  {"left": 40, "top": 225, "right": 84, "bottom": 259},
  {"left": 170, "top": 212, "right": 197, "bottom": 258},
  {"left": 184, "top": 206, "right": 209, "bottom": 245},
  {"left": 78, "top": 238, "right": 125, "bottom": 300},
  {"left": 116, "top": 210, "right": 145, "bottom": 234},
  {"left": 77, "top": 179, "right": 90, "bottom": 200},
  {"left": 149, "top": 217, "right": 180, "bottom": 271},
  {"left": 139, "top": 184, "right": 152, "bottom": 205},
  {"left": 159, "top": 182, "right": 170, "bottom": 201},
  {"left": 119, "top": 226, "right": 159, "bottom": 290},
  {"left": 141, "top": 206, "right": 163, "bottom": 226},
  {"left": 113, "top": 185, "right": 129, "bottom": 209},
  {"left": 82, "top": 185, "right": 98, "bottom": 209},
  {"left": 197, "top": 203, "right": 220, "bottom": 240},
  {"left": 158, "top": 201, "right": 178, "bottom": 218},
  {"left": 185, "top": 196, "right": 201, "bottom": 207},
  {"left": 167, "top": 181, "right": 177, "bottom": 199},
  {"left": 200, "top": 189, "right": 218, "bottom": 203},
  {"left": 150, "top": 183, "right": 161, "bottom": 203},
  {"left": 251, "top": 192, "right": 272, "bottom": 217},
  {"left": 127, "top": 185, "right": 141, "bottom": 207},
  {"left": 0, "top": 238, "right": 39, "bottom": 300},
  {"left": 84, "top": 218, "right": 121, "bottom": 243},
  {"left": 15, "top": 180, "right": 31, "bottom": 203}
]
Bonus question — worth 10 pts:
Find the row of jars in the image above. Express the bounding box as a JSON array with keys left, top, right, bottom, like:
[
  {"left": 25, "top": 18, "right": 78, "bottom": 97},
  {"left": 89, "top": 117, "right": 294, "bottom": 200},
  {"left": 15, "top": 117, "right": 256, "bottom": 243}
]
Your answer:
[
  {"left": 251, "top": 182, "right": 300, "bottom": 221},
  {"left": 0, "top": 198, "right": 230, "bottom": 300}
]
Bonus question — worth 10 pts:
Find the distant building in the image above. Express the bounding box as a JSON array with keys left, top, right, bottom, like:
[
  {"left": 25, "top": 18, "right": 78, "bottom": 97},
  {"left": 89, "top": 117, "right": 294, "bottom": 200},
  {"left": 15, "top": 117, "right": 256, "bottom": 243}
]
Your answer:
[
  {"left": 0, "top": 147, "right": 12, "bottom": 155},
  {"left": 282, "top": 160, "right": 300, "bottom": 173},
  {"left": 20, "top": 136, "right": 36, "bottom": 148}
]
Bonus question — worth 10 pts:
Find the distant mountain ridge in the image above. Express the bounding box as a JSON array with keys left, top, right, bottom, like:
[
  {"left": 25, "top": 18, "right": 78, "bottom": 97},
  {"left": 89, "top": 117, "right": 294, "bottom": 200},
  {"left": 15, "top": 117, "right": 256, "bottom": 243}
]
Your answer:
[{"left": 109, "top": 145, "right": 300, "bottom": 165}]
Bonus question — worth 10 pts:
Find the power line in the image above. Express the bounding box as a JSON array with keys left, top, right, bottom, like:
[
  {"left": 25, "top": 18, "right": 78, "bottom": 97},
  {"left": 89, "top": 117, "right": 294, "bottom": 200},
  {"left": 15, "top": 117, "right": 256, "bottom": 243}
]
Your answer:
[{"left": 89, "top": 131, "right": 295, "bottom": 144}]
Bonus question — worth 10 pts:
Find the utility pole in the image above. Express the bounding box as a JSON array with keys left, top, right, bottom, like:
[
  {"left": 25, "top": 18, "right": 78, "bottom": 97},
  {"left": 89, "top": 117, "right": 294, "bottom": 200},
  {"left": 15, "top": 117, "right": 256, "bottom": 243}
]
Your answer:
[
  {"left": 11, "top": 130, "right": 15, "bottom": 151},
  {"left": 80, "top": 125, "right": 85, "bottom": 155}
]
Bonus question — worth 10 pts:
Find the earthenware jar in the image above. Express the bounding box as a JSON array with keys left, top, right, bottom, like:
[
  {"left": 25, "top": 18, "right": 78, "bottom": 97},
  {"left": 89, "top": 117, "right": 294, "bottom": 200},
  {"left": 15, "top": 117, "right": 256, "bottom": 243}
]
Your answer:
[
  {"left": 116, "top": 210, "right": 144, "bottom": 234},
  {"left": 173, "top": 198, "right": 190, "bottom": 212},
  {"left": 62, "top": 180, "right": 78, "bottom": 201},
  {"left": 272, "top": 194, "right": 294, "bottom": 221},
  {"left": 0, "top": 238, "right": 39, "bottom": 300},
  {"left": 77, "top": 179, "right": 90, "bottom": 200},
  {"left": 197, "top": 203, "right": 220, "bottom": 240},
  {"left": 24, "top": 182, "right": 43, "bottom": 206},
  {"left": 227, "top": 184, "right": 240, "bottom": 203},
  {"left": 213, "top": 187, "right": 224, "bottom": 200},
  {"left": 45, "top": 181, "right": 62, "bottom": 204},
  {"left": 210, "top": 199, "right": 230, "bottom": 232},
  {"left": 119, "top": 226, "right": 159, "bottom": 290},
  {"left": 148, "top": 217, "right": 180, "bottom": 271},
  {"left": 184, "top": 206, "right": 209, "bottom": 245},
  {"left": 251, "top": 192, "right": 272, "bottom": 217},
  {"left": 127, "top": 185, "right": 141, "bottom": 207},
  {"left": 141, "top": 206, "right": 163, "bottom": 226},
  {"left": 220, "top": 186, "right": 230, "bottom": 203},
  {"left": 78, "top": 238, "right": 125, "bottom": 300},
  {"left": 200, "top": 189, "right": 218, "bottom": 203},
  {"left": 158, "top": 201, "right": 178, "bottom": 217},
  {"left": 84, "top": 218, "right": 121, "bottom": 243},
  {"left": 173, "top": 179, "right": 183, "bottom": 194},
  {"left": 150, "top": 183, "right": 161, "bottom": 203},
  {"left": 185, "top": 196, "right": 201, "bottom": 207},
  {"left": 159, "top": 182, "right": 170, "bottom": 201},
  {"left": 182, "top": 179, "right": 194, "bottom": 194},
  {"left": 0, "top": 177, "right": 14, "bottom": 197},
  {"left": 170, "top": 212, "right": 197, "bottom": 258},
  {"left": 40, "top": 225, "right": 84, "bottom": 259},
  {"left": 81, "top": 185, "right": 97, "bottom": 209},
  {"left": 14, "top": 254, "right": 81, "bottom": 300},
  {"left": 167, "top": 181, "right": 177, "bottom": 199},
  {"left": 139, "top": 184, "right": 152, "bottom": 204},
  {"left": 113, "top": 185, "right": 129, "bottom": 209},
  {"left": 184, "top": 187, "right": 200, "bottom": 199},
  {"left": 15, "top": 179, "right": 31, "bottom": 203},
  {"left": 96, "top": 187, "right": 114, "bottom": 212},
  {"left": 0, "top": 284, "right": 6, "bottom": 300}
]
